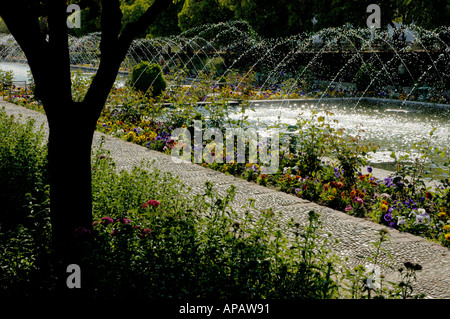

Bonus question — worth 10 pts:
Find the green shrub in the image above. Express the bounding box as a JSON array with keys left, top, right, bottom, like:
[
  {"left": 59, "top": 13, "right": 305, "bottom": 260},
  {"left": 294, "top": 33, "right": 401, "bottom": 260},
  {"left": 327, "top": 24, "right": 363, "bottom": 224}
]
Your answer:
[
  {"left": 130, "top": 61, "right": 167, "bottom": 96},
  {"left": 0, "top": 109, "right": 48, "bottom": 228},
  {"left": 0, "top": 119, "right": 426, "bottom": 300}
]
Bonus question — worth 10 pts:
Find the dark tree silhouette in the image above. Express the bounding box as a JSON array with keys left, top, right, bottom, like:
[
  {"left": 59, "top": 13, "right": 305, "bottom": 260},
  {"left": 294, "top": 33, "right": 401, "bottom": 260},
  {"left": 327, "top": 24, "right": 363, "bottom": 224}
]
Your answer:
[{"left": 0, "top": 0, "right": 172, "bottom": 294}]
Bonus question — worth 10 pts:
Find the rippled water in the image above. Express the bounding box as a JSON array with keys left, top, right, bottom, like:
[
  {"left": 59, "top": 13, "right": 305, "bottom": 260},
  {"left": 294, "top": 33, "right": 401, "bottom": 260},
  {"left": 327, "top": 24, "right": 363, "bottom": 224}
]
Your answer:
[
  {"left": 0, "top": 61, "right": 127, "bottom": 86},
  {"left": 2, "top": 62, "right": 448, "bottom": 177},
  {"left": 228, "top": 100, "right": 449, "bottom": 177}
]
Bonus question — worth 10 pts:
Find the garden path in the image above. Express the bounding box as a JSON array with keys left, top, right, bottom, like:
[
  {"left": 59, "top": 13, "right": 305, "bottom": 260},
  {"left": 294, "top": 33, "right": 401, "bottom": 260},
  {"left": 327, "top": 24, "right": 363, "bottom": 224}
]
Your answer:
[{"left": 2, "top": 100, "right": 449, "bottom": 299}]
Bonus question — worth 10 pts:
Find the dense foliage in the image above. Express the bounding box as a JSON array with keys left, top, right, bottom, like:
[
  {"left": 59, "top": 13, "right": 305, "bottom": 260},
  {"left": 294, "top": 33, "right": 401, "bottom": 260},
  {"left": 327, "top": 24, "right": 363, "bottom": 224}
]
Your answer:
[
  {"left": 130, "top": 61, "right": 167, "bottom": 96},
  {"left": 4, "top": 67, "right": 449, "bottom": 249},
  {"left": 59, "top": 0, "right": 450, "bottom": 38},
  {"left": 0, "top": 110, "right": 427, "bottom": 299}
]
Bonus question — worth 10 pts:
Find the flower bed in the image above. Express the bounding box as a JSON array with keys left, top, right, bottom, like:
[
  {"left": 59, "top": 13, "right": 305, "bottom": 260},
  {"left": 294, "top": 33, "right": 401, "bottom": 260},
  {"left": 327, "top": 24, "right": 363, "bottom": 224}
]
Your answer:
[
  {"left": 0, "top": 112, "right": 428, "bottom": 299},
  {"left": 6, "top": 69, "right": 450, "bottom": 248}
]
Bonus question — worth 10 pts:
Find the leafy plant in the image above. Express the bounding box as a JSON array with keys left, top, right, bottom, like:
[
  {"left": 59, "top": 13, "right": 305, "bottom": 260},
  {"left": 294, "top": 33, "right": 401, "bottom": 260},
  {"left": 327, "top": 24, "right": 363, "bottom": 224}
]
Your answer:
[
  {"left": 130, "top": 61, "right": 167, "bottom": 97},
  {"left": 0, "top": 109, "right": 48, "bottom": 228}
]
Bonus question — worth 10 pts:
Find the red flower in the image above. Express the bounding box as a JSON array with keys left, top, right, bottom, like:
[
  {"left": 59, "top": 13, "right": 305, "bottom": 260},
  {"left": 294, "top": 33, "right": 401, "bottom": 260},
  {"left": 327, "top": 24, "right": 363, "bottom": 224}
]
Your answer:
[
  {"left": 140, "top": 228, "right": 152, "bottom": 238},
  {"left": 118, "top": 218, "right": 131, "bottom": 224},
  {"left": 148, "top": 200, "right": 161, "bottom": 207},
  {"left": 142, "top": 200, "right": 161, "bottom": 208},
  {"left": 100, "top": 217, "right": 114, "bottom": 226},
  {"left": 425, "top": 192, "right": 433, "bottom": 200}
]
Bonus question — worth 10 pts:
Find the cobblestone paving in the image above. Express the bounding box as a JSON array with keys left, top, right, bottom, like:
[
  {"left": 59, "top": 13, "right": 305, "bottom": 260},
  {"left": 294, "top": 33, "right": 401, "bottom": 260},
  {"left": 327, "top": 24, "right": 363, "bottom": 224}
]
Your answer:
[{"left": 2, "top": 100, "right": 449, "bottom": 299}]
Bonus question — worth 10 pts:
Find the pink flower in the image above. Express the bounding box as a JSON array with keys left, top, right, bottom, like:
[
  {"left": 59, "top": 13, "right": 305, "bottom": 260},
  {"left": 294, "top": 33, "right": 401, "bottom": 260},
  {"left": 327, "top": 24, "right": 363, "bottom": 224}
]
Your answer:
[
  {"left": 353, "top": 197, "right": 364, "bottom": 205},
  {"left": 142, "top": 200, "right": 161, "bottom": 208},
  {"left": 345, "top": 204, "right": 353, "bottom": 212},
  {"left": 140, "top": 228, "right": 152, "bottom": 238},
  {"left": 118, "top": 218, "right": 131, "bottom": 224},
  {"left": 100, "top": 217, "right": 114, "bottom": 226}
]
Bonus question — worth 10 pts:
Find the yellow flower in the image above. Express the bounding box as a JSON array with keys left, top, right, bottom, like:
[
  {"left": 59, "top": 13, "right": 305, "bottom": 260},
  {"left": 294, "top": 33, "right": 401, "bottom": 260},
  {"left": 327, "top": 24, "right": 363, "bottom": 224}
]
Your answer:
[
  {"left": 438, "top": 212, "right": 447, "bottom": 218},
  {"left": 330, "top": 188, "right": 337, "bottom": 195},
  {"left": 149, "top": 131, "right": 157, "bottom": 140},
  {"left": 380, "top": 204, "right": 388, "bottom": 212},
  {"left": 328, "top": 195, "right": 335, "bottom": 201},
  {"left": 443, "top": 225, "right": 450, "bottom": 231},
  {"left": 445, "top": 234, "right": 450, "bottom": 241}
]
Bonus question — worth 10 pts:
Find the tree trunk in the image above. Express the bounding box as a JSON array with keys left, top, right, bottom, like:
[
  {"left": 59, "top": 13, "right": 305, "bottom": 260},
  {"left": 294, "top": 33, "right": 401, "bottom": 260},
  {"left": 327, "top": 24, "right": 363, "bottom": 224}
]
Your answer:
[{"left": 46, "top": 99, "right": 96, "bottom": 296}]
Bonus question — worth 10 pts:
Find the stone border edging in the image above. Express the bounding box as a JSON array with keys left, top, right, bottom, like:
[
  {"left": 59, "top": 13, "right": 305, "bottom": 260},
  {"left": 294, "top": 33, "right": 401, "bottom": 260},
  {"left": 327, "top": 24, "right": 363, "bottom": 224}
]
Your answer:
[{"left": 1, "top": 100, "right": 450, "bottom": 299}]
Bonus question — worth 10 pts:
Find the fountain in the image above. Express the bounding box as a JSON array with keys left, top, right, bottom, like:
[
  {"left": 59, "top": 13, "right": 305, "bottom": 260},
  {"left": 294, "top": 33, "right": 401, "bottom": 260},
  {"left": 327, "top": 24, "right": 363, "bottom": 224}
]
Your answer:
[{"left": 0, "top": 22, "right": 449, "bottom": 175}]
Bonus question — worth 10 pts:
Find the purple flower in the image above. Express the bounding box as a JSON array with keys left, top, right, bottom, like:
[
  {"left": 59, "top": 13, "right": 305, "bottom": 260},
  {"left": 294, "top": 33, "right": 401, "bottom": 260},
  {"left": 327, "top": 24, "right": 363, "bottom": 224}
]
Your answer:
[
  {"left": 384, "top": 213, "right": 393, "bottom": 222},
  {"left": 100, "top": 217, "right": 114, "bottom": 226},
  {"left": 367, "top": 167, "right": 373, "bottom": 173},
  {"left": 140, "top": 228, "right": 153, "bottom": 238},
  {"left": 142, "top": 200, "right": 161, "bottom": 208},
  {"left": 118, "top": 218, "right": 131, "bottom": 224},
  {"left": 334, "top": 167, "right": 341, "bottom": 179}
]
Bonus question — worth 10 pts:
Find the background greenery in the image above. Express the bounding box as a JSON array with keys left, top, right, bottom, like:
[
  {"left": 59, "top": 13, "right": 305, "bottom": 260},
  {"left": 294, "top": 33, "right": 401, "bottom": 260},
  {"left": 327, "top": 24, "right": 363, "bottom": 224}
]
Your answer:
[{"left": 1, "top": 0, "right": 445, "bottom": 38}]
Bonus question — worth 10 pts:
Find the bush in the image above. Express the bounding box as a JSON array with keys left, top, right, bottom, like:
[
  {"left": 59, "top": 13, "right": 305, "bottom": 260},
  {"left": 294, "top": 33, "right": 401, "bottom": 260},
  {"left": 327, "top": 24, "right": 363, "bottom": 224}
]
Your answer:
[
  {"left": 0, "top": 118, "right": 426, "bottom": 299},
  {"left": 0, "top": 109, "right": 48, "bottom": 228},
  {"left": 130, "top": 61, "right": 167, "bottom": 97}
]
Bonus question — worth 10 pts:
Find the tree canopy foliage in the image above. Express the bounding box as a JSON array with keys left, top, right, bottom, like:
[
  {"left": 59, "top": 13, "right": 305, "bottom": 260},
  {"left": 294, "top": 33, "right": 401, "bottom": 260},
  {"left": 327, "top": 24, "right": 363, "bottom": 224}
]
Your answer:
[{"left": 63, "top": 0, "right": 450, "bottom": 39}]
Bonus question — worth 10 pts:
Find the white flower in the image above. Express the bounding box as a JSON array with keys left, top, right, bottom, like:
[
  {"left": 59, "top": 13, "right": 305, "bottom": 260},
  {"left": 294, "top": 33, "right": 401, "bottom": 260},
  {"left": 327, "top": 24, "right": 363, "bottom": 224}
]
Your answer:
[
  {"left": 415, "top": 212, "right": 430, "bottom": 225},
  {"left": 397, "top": 216, "right": 406, "bottom": 225},
  {"left": 417, "top": 208, "right": 426, "bottom": 215}
]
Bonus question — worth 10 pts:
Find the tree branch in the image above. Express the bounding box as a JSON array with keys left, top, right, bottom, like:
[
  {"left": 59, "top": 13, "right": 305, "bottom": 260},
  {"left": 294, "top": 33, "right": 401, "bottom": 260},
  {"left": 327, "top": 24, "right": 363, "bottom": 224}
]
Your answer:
[
  {"left": 100, "top": 0, "right": 123, "bottom": 57},
  {"left": 83, "top": 0, "right": 173, "bottom": 123},
  {"left": 0, "top": 1, "right": 52, "bottom": 102},
  {"left": 47, "top": 0, "right": 72, "bottom": 103}
]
